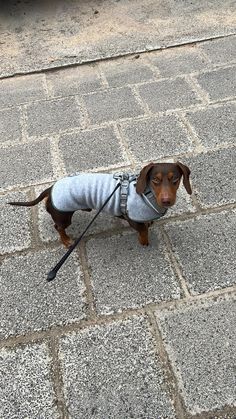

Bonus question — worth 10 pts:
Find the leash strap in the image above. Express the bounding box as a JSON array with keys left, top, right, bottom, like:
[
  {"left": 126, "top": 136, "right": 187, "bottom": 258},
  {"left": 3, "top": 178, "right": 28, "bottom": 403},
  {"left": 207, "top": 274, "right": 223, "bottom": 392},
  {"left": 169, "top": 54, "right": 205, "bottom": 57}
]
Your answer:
[{"left": 47, "top": 181, "right": 122, "bottom": 281}]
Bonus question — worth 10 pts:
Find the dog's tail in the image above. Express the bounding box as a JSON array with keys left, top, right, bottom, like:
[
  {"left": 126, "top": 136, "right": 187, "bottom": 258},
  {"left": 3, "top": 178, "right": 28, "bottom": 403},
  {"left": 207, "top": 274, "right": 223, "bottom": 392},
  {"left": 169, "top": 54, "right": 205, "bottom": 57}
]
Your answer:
[{"left": 8, "top": 187, "right": 51, "bottom": 207}]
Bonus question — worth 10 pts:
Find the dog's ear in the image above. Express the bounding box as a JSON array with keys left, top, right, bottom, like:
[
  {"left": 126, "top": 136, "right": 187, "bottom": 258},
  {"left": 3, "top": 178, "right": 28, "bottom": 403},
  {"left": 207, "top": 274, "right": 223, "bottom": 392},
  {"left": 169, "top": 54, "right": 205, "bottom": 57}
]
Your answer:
[
  {"left": 136, "top": 162, "right": 155, "bottom": 194},
  {"left": 176, "top": 161, "right": 192, "bottom": 195}
]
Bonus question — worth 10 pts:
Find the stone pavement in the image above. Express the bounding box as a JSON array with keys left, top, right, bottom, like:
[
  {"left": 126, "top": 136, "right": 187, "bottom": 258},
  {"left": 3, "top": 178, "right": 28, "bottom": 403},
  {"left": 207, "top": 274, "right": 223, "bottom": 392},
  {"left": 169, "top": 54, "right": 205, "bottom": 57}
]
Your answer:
[
  {"left": 1, "top": 0, "right": 236, "bottom": 77},
  {"left": 0, "top": 33, "right": 236, "bottom": 418}
]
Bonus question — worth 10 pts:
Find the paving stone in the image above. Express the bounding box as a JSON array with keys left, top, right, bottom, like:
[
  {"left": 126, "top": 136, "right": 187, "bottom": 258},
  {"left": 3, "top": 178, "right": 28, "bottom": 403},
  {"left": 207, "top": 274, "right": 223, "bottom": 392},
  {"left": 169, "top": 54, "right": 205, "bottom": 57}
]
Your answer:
[
  {"left": 195, "top": 66, "right": 236, "bottom": 101},
  {"left": 83, "top": 87, "right": 145, "bottom": 124},
  {"left": 26, "top": 97, "right": 81, "bottom": 137},
  {"left": 200, "top": 35, "right": 236, "bottom": 65},
  {"left": 156, "top": 297, "right": 236, "bottom": 414},
  {"left": 121, "top": 114, "right": 193, "bottom": 161},
  {"left": 100, "top": 57, "right": 155, "bottom": 87},
  {"left": 184, "top": 147, "right": 236, "bottom": 207},
  {"left": 46, "top": 64, "right": 102, "bottom": 97},
  {"left": 86, "top": 230, "right": 181, "bottom": 314},
  {"left": 138, "top": 78, "right": 202, "bottom": 113},
  {"left": 164, "top": 211, "right": 236, "bottom": 294},
  {"left": 59, "top": 316, "right": 175, "bottom": 418},
  {"left": 0, "top": 74, "right": 46, "bottom": 109},
  {"left": 149, "top": 45, "right": 209, "bottom": 77},
  {"left": 0, "top": 191, "right": 31, "bottom": 254},
  {"left": 58, "top": 126, "right": 129, "bottom": 172},
  {"left": 0, "top": 343, "right": 58, "bottom": 419},
  {"left": 0, "top": 107, "right": 22, "bottom": 143},
  {"left": 185, "top": 103, "right": 236, "bottom": 148},
  {"left": 0, "top": 248, "right": 85, "bottom": 338},
  {"left": 0, "top": 140, "right": 53, "bottom": 191}
]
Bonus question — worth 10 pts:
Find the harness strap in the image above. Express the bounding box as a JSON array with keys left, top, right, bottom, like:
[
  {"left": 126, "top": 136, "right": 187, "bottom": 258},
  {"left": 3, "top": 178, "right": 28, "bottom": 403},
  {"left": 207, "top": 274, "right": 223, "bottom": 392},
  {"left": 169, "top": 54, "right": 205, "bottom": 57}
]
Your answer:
[
  {"left": 142, "top": 190, "right": 167, "bottom": 217},
  {"left": 113, "top": 172, "right": 138, "bottom": 216}
]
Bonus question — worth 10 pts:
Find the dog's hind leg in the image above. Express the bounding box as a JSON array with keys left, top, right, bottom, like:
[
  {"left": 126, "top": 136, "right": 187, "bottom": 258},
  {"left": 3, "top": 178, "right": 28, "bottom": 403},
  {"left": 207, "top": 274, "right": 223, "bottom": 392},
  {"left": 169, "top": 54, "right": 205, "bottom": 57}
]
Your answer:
[
  {"left": 45, "top": 194, "right": 74, "bottom": 248},
  {"left": 54, "top": 224, "right": 73, "bottom": 248}
]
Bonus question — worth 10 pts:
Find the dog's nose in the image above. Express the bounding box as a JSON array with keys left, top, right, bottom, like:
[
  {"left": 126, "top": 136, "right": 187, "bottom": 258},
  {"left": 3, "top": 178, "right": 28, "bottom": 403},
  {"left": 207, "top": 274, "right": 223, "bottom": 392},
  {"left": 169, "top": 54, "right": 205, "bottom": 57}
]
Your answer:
[{"left": 161, "top": 198, "right": 171, "bottom": 206}]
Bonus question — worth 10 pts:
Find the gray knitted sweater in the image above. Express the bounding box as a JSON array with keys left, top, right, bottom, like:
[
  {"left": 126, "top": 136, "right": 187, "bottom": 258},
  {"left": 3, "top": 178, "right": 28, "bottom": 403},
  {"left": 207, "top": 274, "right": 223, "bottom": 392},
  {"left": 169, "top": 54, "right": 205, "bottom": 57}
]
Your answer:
[{"left": 51, "top": 173, "right": 166, "bottom": 223}]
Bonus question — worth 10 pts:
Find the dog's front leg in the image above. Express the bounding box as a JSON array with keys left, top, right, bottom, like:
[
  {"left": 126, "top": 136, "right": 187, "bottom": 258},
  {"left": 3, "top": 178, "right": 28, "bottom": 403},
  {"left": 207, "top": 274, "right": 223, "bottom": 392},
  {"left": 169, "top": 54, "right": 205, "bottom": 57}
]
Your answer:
[
  {"left": 126, "top": 219, "right": 149, "bottom": 246},
  {"left": 137, "top": 223, "right": 149, "bottom": 246}
]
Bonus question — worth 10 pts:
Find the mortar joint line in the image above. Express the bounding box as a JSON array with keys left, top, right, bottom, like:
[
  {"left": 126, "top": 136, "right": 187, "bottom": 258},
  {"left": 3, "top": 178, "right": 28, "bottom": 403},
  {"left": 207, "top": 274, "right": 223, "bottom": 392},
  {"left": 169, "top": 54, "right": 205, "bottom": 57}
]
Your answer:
[
  {"left": 198, "top": 98, "right": 236, "bottom": 109},
  {"left": 209, "top": 95, "right": 236, "bottom": 106},
  {"left": 77, "top": 242, "right": 97, "bottom": 320},
  {"left": 160, "top": 226, "right": 191, "bottom": 299},
  {"left": 48, "top": 337, "right": 70, "bottom": 419},
  {"left": 86, "top": 161, "right": 134, "bottom": 174},
  {"left": 49, "top": 135, "right": 67, "bottom": 178},
  {"left": 41, "top": 73, "right": 50, "bottom": 99},
  {"left": 130, "top": 84, "right": 152, "bottom": 116},
  {"left": 146, "top": 308, "right": 187, "bottom": 419},
  {"left": 75, "top": 95, "right": 90, "bottom": 130},
  {"left": 43, "top": 73, "right": 55, "bottom": 99},
  {"left": 160, "top": 202, "right": 236, "bottom": 229},
  {"left": 199, "top": 62, "right": 236, "bottom": 74},
  {"left": 97, "top": 63, "right": 110, "bottom": 88},
  {"left": 212, "top": 59, "right": 236, "bottom": 70},
  {"left": 113, "top": 122, "right": 136, "bottom": 169},
  {"left": 189, "top": 193, "right": 202, "bottom": 212},
  {"left": 195, "top": 46, "right": 213, "bottom": 65},
  {"left": 141, "top": 55, "right": 162, "bottom": 79},
  {"left": 19, "top": 104, "right": 29, "bottom": 143},
  {"left": 208, "top": 96, "right": 236, "bottom": 110},
  {"left": 191, "top": 405, "right": 236, "bottom": 419},
  {"left": 175, "top": 110, "right": 205, "bottom": 152},
  {"left": 185, "top": 74, "right": 209, "bottom": 105}
]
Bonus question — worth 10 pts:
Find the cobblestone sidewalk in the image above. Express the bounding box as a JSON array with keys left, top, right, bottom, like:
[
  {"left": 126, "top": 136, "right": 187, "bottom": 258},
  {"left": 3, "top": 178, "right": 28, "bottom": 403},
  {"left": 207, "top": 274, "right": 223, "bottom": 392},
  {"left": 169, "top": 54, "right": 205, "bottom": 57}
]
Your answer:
[{"left": 0, "top": 35, "right": 236, "bottom": 418}]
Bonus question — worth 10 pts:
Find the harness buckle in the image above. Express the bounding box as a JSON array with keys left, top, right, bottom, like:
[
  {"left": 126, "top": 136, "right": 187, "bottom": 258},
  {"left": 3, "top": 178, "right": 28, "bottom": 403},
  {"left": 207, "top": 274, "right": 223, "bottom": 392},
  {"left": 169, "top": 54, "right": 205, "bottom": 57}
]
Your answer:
[{"left": 113, "top": 172, "right": 129, "bottom": 182}]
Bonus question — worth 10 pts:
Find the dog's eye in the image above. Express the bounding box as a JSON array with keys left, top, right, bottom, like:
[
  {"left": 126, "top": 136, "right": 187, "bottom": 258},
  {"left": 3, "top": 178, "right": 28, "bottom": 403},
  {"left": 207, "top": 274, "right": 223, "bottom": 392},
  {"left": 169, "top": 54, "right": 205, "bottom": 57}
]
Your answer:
[{"left": 152, "top": 178, "right": 161, "bottom": 185}]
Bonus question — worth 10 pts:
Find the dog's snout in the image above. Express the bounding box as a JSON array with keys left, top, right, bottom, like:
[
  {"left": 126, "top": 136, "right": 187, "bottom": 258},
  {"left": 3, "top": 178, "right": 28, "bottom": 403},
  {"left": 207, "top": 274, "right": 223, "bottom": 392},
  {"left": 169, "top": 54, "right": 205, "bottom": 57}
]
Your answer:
[
  {"left": 160, "top": 192, "right": 172, "bottom": 207},
  {"left": 161, "top": 198, "right": 171, "bottom": 206}
]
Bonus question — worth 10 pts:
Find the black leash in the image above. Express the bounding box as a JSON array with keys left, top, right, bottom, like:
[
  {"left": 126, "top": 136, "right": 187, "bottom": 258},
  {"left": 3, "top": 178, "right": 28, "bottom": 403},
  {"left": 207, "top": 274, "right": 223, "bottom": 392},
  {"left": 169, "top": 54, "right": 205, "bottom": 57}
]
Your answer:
[{"left": 47, "top": 181, "right": 121, "bottom": 282}]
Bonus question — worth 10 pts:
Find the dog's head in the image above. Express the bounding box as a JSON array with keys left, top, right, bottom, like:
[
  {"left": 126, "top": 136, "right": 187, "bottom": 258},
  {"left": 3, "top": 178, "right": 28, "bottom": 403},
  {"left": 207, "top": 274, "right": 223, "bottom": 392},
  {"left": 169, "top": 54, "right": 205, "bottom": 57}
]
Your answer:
[{"left": 136, "top": 161, "right": 192, "bottom": 208}]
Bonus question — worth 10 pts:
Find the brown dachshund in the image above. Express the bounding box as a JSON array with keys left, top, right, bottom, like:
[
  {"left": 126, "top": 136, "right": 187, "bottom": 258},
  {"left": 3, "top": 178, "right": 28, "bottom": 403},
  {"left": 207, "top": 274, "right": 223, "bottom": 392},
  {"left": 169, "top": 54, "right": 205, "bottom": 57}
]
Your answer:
[{"left": 8, "top": 162, "right": 191, "bottom": 247}]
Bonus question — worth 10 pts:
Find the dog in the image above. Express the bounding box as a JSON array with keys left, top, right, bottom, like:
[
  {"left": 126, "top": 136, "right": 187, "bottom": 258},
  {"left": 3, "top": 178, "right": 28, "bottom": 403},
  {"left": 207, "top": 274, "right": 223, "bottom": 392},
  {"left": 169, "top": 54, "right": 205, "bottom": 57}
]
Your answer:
[{"left": 8, "top": 161, "right": 192, "bottom": 247}]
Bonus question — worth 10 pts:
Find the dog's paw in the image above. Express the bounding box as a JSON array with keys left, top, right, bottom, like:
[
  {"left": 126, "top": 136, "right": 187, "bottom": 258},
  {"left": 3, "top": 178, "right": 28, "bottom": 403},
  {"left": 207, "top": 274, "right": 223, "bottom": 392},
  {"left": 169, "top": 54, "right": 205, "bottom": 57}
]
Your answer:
[
  {"left": 138, "top": 236, "right": 149, "bottom": 246},
  {"left": 63, "top": 238, "right": 73, "bottom": 249}
]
